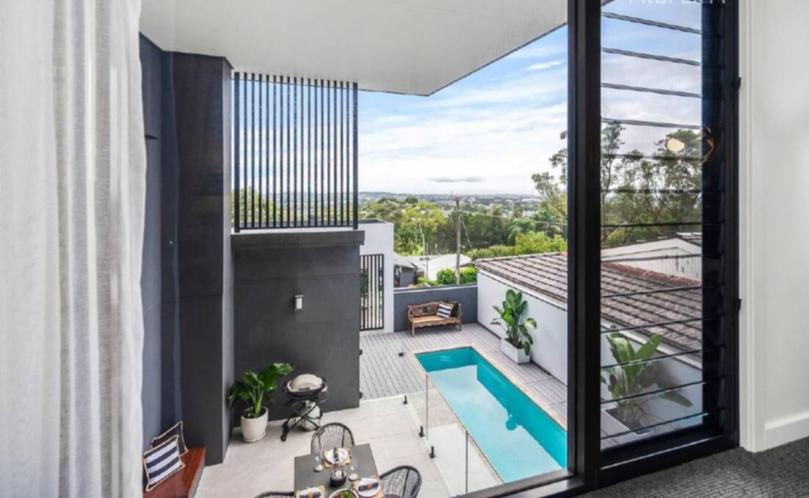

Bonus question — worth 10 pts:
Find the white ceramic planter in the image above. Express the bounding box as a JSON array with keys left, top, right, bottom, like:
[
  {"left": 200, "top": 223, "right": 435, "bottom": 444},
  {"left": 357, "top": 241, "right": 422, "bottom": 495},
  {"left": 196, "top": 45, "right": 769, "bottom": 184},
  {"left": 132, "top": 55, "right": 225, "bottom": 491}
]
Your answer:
[
  {"left": 500, "top": 338, "right": 530, "bottom": 364},
  {"left": 241, "top": 407, "right": 269, "bottom": 443},
  {"left": 600, "top": 409, "right": 644, "bottom": 447}
]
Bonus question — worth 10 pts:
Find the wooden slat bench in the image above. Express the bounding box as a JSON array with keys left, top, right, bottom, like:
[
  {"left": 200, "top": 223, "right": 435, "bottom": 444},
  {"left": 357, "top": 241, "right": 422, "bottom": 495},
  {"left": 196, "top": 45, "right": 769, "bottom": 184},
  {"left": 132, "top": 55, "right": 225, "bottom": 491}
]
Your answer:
[
  {"left": 145, "top": 447, "right": 205, "bottom": 498},
  {"left": 407, "top": 301, "right": 462, "bottom": 336}
]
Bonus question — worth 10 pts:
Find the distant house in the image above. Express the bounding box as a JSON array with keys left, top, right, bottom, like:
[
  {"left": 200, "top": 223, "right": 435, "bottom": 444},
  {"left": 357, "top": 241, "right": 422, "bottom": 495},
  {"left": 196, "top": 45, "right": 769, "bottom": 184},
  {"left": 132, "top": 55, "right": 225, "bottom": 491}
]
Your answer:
[
  {"left": 393, "top": 254, "right": 419, "bottom": 288},
  {"left": 396, "top": 253, "right": 472, "bottom": 283},
  {"left": 601, "top": 233, "right": 702, "bottom": 280}
]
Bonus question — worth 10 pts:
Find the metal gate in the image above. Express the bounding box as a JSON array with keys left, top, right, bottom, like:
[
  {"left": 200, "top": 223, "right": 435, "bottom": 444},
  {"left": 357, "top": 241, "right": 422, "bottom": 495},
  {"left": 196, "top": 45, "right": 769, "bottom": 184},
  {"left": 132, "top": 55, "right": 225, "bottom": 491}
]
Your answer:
[{"left": 360, "top": 254, "right": 384, "bottom": 331}]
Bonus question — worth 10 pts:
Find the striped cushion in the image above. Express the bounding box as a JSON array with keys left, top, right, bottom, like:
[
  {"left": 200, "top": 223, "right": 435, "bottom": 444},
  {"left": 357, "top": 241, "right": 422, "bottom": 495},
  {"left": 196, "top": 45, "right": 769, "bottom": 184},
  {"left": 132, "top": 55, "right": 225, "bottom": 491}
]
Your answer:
[
  {"left": 144, "top": 435, "right": 185, "bottom": 491},
  {"left": 151, "top": 421, "right": 188, "bottom": 456},
  {"left": 436, "top": 303, "right": 453, "bottom": 318}
]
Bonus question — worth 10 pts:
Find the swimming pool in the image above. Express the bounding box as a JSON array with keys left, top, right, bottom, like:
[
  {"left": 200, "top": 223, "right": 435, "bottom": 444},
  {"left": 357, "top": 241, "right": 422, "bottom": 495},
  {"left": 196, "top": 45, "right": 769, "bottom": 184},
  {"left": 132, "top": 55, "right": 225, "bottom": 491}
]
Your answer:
[{"left": 416, "top": 347, "right": 567, "bottom": 482}]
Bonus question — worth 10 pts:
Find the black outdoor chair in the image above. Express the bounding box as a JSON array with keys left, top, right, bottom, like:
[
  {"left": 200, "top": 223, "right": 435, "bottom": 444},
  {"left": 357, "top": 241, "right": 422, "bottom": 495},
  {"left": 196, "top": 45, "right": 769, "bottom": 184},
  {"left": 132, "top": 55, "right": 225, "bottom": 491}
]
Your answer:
[
  {"left": 310, "top": 422, "right": 355, "bottom": 455},
  {"left": 379, "top": 465, "right": 422, "bottom": 498},
  {"left": 254, "top": 492, "right": 293, "bottom": 498}
]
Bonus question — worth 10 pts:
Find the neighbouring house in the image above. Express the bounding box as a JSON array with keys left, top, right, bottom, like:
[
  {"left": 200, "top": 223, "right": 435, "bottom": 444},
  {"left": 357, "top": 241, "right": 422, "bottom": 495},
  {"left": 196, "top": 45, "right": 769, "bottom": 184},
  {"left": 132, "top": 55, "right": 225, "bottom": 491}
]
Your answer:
[
  {"left": 359, "top": 220, "right": 395, "bottom": 332},
  {"left": 399, "top": 253, "right": 473, "bottom": 282},
  {"left": 476, "top": 253, "right": 703, "bottom": 441},
  {"left": 393, "top": 254, "right": 419, "bottom": 288},
  {"left": 601, "top": 233, "right": 702, "bottom": 281}
]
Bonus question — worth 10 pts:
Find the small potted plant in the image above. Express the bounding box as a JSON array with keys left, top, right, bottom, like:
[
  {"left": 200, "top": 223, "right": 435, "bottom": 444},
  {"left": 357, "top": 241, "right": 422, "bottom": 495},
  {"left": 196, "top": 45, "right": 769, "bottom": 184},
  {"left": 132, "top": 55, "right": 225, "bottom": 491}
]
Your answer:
[
  {"left": 228, "top": 362, "right": 293, "bottom": 442},
  {"left": 491, "top": 289, "right": 536, "bottom": 364}
]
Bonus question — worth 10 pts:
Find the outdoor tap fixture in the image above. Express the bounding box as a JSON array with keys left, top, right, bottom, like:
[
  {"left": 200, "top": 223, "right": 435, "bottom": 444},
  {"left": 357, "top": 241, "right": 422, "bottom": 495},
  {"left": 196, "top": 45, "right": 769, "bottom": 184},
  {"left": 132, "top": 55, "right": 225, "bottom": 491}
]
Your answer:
[{"left": 294, "top": 293, "right": 304, "bottom": 311}]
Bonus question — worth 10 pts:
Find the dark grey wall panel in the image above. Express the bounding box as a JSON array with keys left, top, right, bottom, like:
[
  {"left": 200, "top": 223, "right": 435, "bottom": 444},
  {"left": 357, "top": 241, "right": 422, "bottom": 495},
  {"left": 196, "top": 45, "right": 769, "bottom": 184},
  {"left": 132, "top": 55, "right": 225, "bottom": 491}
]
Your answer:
[
  {"left": 165, "top": 52, "right": 233, "bottom": 464},
  {"left": 159, "top": 41, "right": 182, "bottom": 430},
  {"left": 220, "top": 58, "right": 235, "bottom": 449},
  {"left": 139, "top": 34, "right": 233, "bottom": 463},
  {"left": 178, "top": 296, "right": 224, "bottom": 457},
  {"left": 140, "top": 35, "right": 163, "bottom": 449},
  {"left": 392, "top": 285, "right": 478, "bottom": 332},
  {"left": 233, "top": 230, "right": 364, "bottom": 420}
]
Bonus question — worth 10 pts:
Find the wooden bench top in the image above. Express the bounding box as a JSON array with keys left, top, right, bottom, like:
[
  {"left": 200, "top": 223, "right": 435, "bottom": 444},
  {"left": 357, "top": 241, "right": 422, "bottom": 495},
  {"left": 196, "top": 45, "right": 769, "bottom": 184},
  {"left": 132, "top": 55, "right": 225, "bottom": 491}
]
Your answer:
[{"left": 145, "top": 447, "right": 205, "bottom": 498}]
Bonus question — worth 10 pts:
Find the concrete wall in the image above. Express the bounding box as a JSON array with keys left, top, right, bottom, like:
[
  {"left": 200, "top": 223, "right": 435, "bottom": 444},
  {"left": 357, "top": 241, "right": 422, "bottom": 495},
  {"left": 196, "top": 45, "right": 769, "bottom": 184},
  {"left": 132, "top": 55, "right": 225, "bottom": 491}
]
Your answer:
[
  {"left": 739, "top": 0, "right": 809, "bottom": 452},
  {"left": 392, "top": 284, "right": 478, "bottom": 332},
  {"left": 477, "top": 272, "right": 568, "bottom": 384},
  {"left": 359, "top": 221, "right": 394, "bottom": 332},
  {"left": 233, "top": 230, "right": 364, "bottom": 420}
]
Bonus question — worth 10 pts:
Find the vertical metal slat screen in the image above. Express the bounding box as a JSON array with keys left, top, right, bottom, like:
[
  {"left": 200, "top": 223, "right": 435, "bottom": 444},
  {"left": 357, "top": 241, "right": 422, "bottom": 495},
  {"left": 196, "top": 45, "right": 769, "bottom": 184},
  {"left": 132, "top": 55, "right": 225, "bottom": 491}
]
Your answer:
[
  {"left": 360, "top": 254, "right": 384, "bottom": 331},
  {"left": 233, "top": 73, "right": 359, "bottom": 231}
]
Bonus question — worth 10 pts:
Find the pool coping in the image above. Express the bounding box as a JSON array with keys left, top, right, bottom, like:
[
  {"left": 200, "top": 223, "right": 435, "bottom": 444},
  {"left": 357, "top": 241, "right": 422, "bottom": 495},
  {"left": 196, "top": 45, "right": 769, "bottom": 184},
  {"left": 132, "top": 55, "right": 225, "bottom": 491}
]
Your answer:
[{"left": 410, "top": 343, "right": 568, "bottom": 430}]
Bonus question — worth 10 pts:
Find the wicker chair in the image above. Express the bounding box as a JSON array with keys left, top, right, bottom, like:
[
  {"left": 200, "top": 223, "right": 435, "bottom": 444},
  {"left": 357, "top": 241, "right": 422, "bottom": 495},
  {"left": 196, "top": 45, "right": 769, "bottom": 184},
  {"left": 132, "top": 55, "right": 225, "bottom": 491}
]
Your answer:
[
  {"left": 310, "top": 422, "right": 355, "bottom": 455},
  {"left": 254, "top": 492, "right": 294, "bottom": 498},
  {"left": 379, "top": 465, "right": 422, "bottom": 498}
]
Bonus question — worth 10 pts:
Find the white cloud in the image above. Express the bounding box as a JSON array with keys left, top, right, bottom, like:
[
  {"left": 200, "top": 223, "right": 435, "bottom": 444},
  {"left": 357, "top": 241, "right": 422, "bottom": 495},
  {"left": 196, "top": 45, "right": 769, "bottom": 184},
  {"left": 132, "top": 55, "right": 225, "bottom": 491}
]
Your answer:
[{"left": 526, "top": 60, "right": 563, "bottom": 72}]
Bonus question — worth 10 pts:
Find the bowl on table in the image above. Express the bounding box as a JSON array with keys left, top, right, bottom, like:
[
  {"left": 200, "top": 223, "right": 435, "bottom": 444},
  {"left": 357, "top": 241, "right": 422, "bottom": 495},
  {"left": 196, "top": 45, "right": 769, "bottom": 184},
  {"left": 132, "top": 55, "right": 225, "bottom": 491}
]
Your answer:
[{"left": 328, "top": 489, "right": 357, "bottom": 498}]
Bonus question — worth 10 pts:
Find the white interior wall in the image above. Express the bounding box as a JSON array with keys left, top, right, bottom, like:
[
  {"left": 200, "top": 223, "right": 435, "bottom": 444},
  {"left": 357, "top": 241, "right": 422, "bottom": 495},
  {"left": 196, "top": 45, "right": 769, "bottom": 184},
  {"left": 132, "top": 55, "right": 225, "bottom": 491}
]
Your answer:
[
  {"left": 360, "top": 222, "right": 395, "bottom": 332},
  {"left": 740, "top": 0, "right": 809, "bottom": 452}
]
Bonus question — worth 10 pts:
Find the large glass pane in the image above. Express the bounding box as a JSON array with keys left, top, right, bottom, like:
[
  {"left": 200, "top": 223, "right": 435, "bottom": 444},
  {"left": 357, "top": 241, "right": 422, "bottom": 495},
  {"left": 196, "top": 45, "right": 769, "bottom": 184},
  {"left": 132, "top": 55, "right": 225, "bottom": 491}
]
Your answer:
[
  {"left": 357, "top": 2, "right": 571, "bottom": 493},
  {"left": 599, "top": 0, "right": 729, "bottom": 451}
]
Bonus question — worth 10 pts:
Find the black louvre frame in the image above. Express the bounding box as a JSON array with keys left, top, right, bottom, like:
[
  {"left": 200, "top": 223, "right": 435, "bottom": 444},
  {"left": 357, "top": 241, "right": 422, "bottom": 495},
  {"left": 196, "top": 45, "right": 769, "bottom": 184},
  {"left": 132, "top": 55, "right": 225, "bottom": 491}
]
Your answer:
[
  {"left": 595, "top": 0, "right": 740, "bottom": 488},
  {"left": 360, "top": 254, "right": 384, "bottom": 331},
  {"left": 232, "top": 73, "right": 359, "bottom": 231}
]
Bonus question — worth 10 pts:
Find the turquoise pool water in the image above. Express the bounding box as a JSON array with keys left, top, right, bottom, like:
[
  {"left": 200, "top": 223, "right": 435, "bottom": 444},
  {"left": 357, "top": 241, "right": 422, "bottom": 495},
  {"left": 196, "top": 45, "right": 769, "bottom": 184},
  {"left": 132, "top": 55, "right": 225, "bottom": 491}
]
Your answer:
[{"left": 416, "top": 347, "right": 567, "bottom": 482}]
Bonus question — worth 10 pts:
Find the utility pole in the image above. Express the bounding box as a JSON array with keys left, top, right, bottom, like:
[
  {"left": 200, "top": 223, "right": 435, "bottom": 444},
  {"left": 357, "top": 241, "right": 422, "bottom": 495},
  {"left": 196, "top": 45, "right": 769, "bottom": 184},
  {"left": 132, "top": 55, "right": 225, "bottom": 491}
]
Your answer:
[{"left": 455, "top": 196, "right": 462, "bottom": 285}]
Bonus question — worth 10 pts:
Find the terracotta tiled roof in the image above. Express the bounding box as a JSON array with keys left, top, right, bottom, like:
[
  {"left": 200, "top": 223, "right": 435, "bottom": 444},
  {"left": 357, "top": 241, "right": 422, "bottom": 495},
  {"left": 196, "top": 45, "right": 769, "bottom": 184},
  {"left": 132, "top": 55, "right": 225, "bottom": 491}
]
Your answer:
[{"left": 475, "top": 253, "right": 702, "bottom": 351}]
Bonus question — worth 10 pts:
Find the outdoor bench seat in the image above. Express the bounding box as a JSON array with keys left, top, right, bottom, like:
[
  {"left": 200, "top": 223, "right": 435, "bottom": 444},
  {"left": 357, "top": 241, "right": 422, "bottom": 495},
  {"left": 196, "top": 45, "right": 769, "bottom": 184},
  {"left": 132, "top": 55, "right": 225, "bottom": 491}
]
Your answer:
[{"left": 407, "top": 301, "right": 462, "bottom": 336}]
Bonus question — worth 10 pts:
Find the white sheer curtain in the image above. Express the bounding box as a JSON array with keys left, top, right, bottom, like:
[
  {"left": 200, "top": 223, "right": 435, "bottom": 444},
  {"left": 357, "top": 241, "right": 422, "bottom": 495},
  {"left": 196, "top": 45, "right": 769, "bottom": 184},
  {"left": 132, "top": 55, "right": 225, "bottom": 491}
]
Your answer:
[{"left": 0, "top": 1, "right": 145, "bottom": 497}]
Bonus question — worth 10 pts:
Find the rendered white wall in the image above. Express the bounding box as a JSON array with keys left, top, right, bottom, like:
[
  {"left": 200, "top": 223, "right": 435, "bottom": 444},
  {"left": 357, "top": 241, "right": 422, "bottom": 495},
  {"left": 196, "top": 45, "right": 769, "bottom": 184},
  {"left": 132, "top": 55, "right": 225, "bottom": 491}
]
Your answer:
[
  {"left": 478, "top": 271, "right": 702, "bottom": 433},
  {"left": 477, "top": 272, "right": 568, "bottom": 384},
  {"left": 601, "top": 238, "right": 702, "bottom": 281},
  {"left": 360, "top": 222, "right": 395, "bottom": 333},
  {"left": 740, "top": 0, "right": 809, "bottom": 452}
]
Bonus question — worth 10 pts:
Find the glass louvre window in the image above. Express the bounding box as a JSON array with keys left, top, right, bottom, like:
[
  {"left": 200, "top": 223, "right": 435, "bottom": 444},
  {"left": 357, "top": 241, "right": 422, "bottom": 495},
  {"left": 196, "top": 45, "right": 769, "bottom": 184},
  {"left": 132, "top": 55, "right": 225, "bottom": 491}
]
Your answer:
[{"left": 598, "top": 0, "right": 733, "bottom": 450}]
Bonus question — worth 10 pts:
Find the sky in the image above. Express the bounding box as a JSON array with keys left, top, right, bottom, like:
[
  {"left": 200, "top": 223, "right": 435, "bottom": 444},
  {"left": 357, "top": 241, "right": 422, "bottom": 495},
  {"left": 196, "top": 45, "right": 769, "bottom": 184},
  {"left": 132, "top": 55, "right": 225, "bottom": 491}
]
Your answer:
[{"left": 358, "top": 0, "right": 703, "bottom": 196}]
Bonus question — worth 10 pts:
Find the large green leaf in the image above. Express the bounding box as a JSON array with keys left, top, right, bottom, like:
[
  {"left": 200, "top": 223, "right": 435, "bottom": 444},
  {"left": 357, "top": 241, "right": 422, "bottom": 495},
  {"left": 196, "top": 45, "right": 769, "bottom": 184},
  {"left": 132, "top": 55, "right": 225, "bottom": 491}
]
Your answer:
[
  {"left": 660, "top": 388, "right": 694, "bottom": 407},
  {"left": 227, "top": 362, "right": 294, "bottom": 416}
]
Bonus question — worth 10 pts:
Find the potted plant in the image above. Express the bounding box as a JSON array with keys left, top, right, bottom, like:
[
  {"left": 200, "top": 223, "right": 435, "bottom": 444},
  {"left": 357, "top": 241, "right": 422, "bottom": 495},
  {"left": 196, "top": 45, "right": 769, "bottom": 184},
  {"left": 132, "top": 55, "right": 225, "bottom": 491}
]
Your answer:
[
  {"left": 491, "top": 289, "right": 536, "bottom": 364},
  {"left": 228, "top": 362, "right": 293, "bottom": 442},
  {"left": 601, "top": 332, "right": 692, "bottom": 435}
]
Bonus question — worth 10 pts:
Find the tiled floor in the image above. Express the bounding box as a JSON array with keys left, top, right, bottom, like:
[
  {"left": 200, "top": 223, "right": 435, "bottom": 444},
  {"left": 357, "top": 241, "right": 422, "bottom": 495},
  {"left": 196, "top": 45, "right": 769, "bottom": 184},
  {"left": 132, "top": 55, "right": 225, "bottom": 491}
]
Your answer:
[
  {"left": 196, "top": 397, "right": 451, "bottom": 498},
  {"left": 198, "top": 325, "right": 571, "bottom": 498},
  {"left": 360, "top": 323, "right": 567, "bottom": 426}
]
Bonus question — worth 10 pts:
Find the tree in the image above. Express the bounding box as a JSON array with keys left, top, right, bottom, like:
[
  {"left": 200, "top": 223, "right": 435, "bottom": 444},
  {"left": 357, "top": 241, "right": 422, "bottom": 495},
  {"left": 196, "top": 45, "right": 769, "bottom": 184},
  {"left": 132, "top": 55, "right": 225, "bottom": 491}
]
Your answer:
[
  {"left": 436, "top": 266, "right": 477, "bottom": 285},
  {"left": 231, "top": 188, "right": 273, "bottom": 227},
  {"left": 534, "top": 124, "right": 702, "bottom": 247},
  {"left": 513, "top": 232, "right": 567, "bottom": 254}
]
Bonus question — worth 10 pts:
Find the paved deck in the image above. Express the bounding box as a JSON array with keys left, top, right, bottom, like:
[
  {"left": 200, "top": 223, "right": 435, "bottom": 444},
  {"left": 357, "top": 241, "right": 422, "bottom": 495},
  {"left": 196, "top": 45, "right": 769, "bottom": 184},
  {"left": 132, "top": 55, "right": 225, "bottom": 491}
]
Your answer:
[
  {"left": 198, "top": 397, "right": 453, "bottom": 498},
  {"left": 359, "top": 323, "right": 568, "bottom": 425}
]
